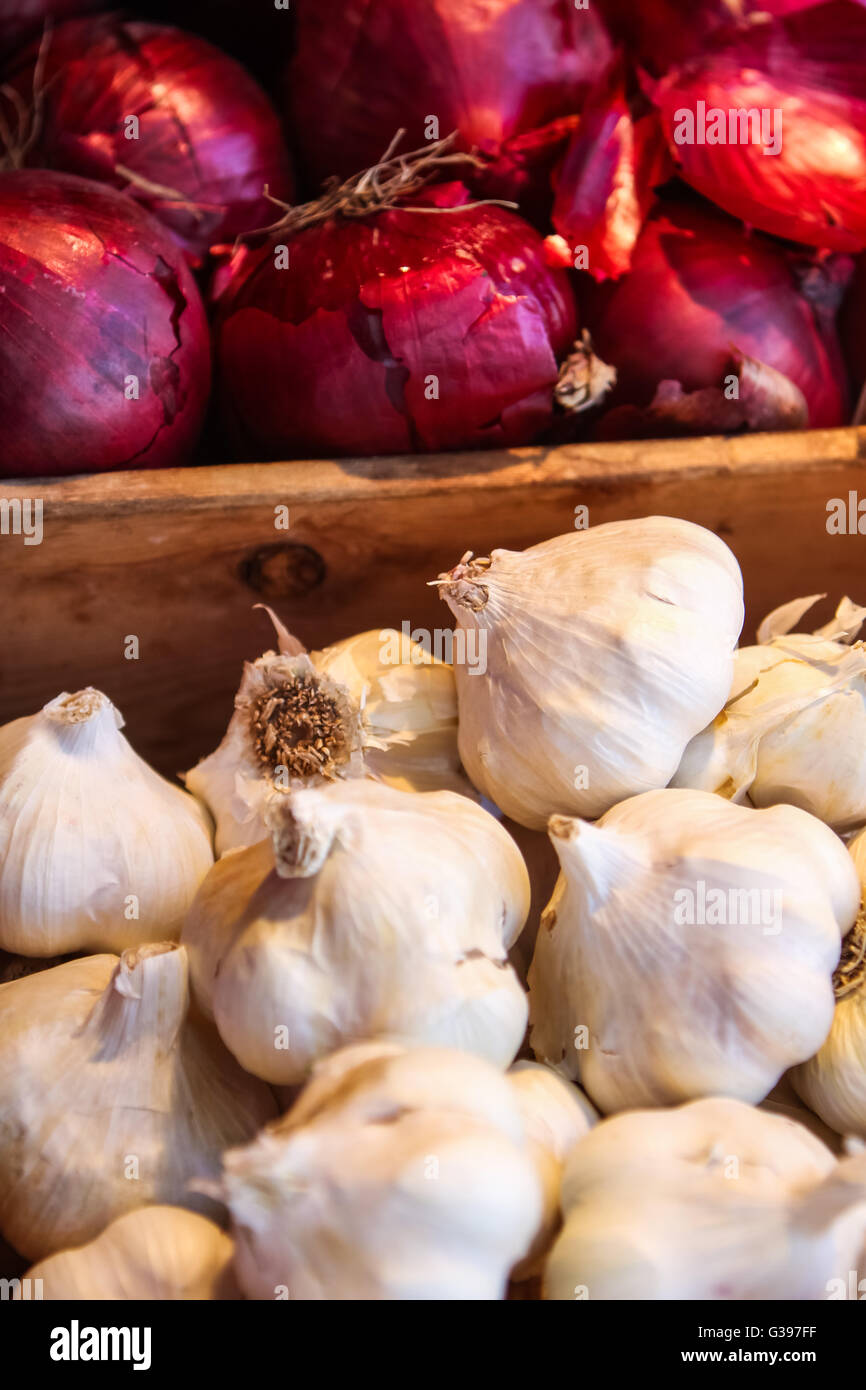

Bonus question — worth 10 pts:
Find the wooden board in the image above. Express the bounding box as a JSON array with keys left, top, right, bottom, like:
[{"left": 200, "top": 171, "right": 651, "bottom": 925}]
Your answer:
[{"left": 2, "top": 426, "right": 866, "bottom": 778}]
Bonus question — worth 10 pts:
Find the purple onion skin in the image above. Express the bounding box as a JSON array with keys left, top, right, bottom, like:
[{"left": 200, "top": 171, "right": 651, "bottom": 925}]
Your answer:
[{"left": 0, "top": 170, "right": 211, "bottom": 477}]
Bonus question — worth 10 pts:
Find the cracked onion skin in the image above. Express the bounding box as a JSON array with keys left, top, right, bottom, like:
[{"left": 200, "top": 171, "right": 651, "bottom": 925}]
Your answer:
[
  {"left": 0, "top": 171, "right": 211, "bottom": 477},
  {"left": 213, "top": 189, "right": 578, "bottom": 459}
]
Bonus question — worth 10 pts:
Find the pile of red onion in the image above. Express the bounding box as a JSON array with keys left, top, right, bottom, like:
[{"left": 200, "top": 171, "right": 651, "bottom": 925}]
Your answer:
[
  {"left": 0, "top": 170, "right": 211, "bottom": 475},
  {"left": 1, "top": 0, "right": 866, "bottom": 476},
  {"left": 2, "top": 15, "right": 294, "bottom": 260}
]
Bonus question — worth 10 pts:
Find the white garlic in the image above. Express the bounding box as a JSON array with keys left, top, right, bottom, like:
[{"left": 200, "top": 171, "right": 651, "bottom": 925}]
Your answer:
[
  {"left": 545, "top": 1097, "right": 866, "bottom": 1300},
  {"left": 219, "top": 1041, "right": 544, "bottom": 1300},
  {"left": 20, "top": 1206, "right": 239, "bottom": 1300},
  {"left": 185, "top": 610, "right": 467, "bottom": 856},
  {"left": 182, "top": 779, "right": 530, "bottom": 1084},
  {"left": 674, "top": 595, "right": 866, "bottom": 830},
  {"left": 508, "top": 1061, "right": 596, "bottom": 1279},
  {"left": 0, "top": 943, "right": 277, "bottom": 1260},
  {"left": 434, "top": 516, "right": 744, "bottom": 829},
  {"left": 0, "top": 689, "right": 214, "bottom": 955},
  {"left": 790, "top": 826, "right": 866, "bottom": 1137},
  {"left": 529, "top": 788, "right": 859, "bottom": 1113}
]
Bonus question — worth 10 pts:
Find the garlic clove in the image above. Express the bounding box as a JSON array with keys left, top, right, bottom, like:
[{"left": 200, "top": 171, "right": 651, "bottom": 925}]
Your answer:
[
  {"left": 218, "top": 1042, "right": 544, "bottom": 1300},
  {"left": 529, "top": 788, "right": 860, "bottom": 1114},
  {"left": 19, "top": 1206, "right": 240, "bottom": 1300},
  {"left": 0, "top": 689, "right": 214, "bottom": 956},
  {"left": 545, "top": 1096, "right": 866, "bottom": 1301},
  {"left": 674, "top": 599, "right": 866, "bottom": 831},
  {"left": 0, "top": 943, "right": 277, "bottom": 1261},
  {"left": 183, "top": 780, "right": 530, "bottom": 1084},
  {"left": 434, "top": 516, "right": 744, "bottom": 830},
  {"left": 185, "top": 613, "right": 470, "bottom": 857}
]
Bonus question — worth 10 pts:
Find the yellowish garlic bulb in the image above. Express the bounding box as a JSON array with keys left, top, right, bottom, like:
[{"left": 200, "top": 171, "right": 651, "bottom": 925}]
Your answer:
[
  {"left": 545, "top": 1097, "right": 866, "bottom": 1300},
  {"left": 0, "top": 688, "right": 213, "bottom": 955},
  {"left": 185, "top": 609, "right": 467, "bottom": 856},
  {"left": 529, "top": 788, "right": 859, "bottom": 1113},
  {"left": 182, "top": 780, "right": 530, "bottom": 1084},
  {"left": 434, "top": 516, "right": 744, "bottom": 829},
  {"left": 0, "top": 943, "right": 276, "bottom": 1260},
  {"left": 20, "top": 1207, "right": 239, "bottom": 1300},
  {"left": 219, "top": 1041, "right": 544, "bottom": 1300},
  {"left": 790, "top": 826, "right": 866, "bottom": 1137},
  {"left": 674, "top": 595, "right": 866, "bottom": 830}
]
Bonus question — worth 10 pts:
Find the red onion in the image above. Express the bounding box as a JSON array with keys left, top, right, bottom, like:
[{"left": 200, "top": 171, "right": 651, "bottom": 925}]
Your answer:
[
  {"left": 0, "top": 0, "right": 102, "bottom": 57},
  {"left": 0, "top": 170, "right": 211, "bottom": 477},
  {"left": 214, "top": 179, "right": 580, "bottom": 459},
  {"left": 647, "top": 2, "right": 866, "bottom": 252},
  {"left": 597, "top": 1, "right": 859, "bottom": 74},
  {"left": 286, "top": 0, "right": 613, "bottom": 215},
  {"left": 2, "top": 16, "right": 293, "bottom": 261},
  {"left": 585, "top": 198, "right": 849, "bottom": 435},
  {"left": 840, "top": 256, "right": 866, "bottom": 412},
  {"left": 551, "top": 72, "right": 672, "bottom": 281}
]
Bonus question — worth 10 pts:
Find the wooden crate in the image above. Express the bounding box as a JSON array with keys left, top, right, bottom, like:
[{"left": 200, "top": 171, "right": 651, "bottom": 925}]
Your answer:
[{"left": 2, "top": 425, "right": 865, "bottom": 778}]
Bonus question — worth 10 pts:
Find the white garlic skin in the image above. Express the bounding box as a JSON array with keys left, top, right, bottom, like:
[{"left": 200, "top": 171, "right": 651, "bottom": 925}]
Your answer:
[
  {"left": 508, "top": 1061, "right": 597, "bottom": 1279},
  {"left": 529, "top": 788, "right": 859, "bottom": 1114},
  {"left": 674, "top": 632, "right": 866, "bottom": 831},
  {"left": 221, "top": 1042, "right": 544, "bottom": 1300},
  {"left": 436, "top": 516, "right": 744, "bottom": 829},
  {"left": 0, "top": 943, "right": 277, "bottom": 1260},
  {"left": 20, "top": 1206, "right": 239, "bottom": 1301},
  {"left": 545, "top": 1097, "right": 866, "bottom": 1301},
  {"left": 0, "top": 689, "right": 214, "bottom": 955},
  {"left": 185, "top": 624, "right": 467, "bottom": 857},
  {"left": 183, "top": 780, "right": 531, "bottom": 1084},
  {"left": 789, "top": 827, "right": 866, "bottom": 1137}
]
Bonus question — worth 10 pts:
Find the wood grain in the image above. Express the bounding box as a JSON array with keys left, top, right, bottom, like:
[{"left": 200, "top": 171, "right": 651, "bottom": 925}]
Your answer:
[{"left": 2, "top": 426, "right": 866, "bottom": 777}]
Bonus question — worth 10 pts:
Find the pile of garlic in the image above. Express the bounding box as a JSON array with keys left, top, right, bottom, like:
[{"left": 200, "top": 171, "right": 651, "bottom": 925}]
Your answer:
[{"left": 3, "top": 513, "right": 866, "bottom": 1301}]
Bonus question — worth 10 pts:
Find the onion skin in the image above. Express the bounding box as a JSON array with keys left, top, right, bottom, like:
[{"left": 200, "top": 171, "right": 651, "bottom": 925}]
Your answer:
[
  {"left": 648, "top": 4, "right": 866, "bottom": 252},
  {"left": 0, "top": 170, "right": 211, "bottom": 478},
  {"left": 0, "top": 0, "right": 101, "bottom": 58},
  {"left": 3, "top": 16, "right": 293, "bottom": 260},
  {"left": 586, "top": 198, "right": 849, "bottom": 431},
  {"left": 214, "top": 190, "right": 578, "bottom": 459},
  {"left": 286, "top": 0, "right": 614, "bottom": 211}
]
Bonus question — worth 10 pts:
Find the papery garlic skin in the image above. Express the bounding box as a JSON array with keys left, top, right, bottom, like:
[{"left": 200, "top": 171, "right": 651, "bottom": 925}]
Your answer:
[
  {"left": 545, "top": 1098, "right": 866, "bottom": 1301},
  {"left": 674, "top": 597, "right": 866, "bottom": 830},
  {"left": 508, "top": 1061, "right": 596, "bottom": 1280},
  {"left": 435, "top": 517, "right": 744, "bottom": 829},
  {"left": 183, "top": 781, "right": 530, "bottom": 1084},
  {"left": 0, "top": 943, "right": 276, "bottom": 1261},
  {"left": 19, "top": 1207, "right": 239, "bottom": 1301},
  {"left": 0, "top": 689, "right": 214, "bottom": 955},
  {"left": 790, "top": 828, "right": 866, "bottom": 1137},
  {"left": 185, "top": 616, "right": 467, "bottom": 857},
  {"left": 220, "top": 1042, "right": 544, "bottom": 1301},
  {"left": 529, "top": 788, "right": 859, "bottom": 1114}
]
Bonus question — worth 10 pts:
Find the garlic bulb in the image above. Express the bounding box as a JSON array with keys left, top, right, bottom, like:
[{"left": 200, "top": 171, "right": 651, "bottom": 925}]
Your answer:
[
  {"left": 185, "top": 609, "right": 466, "bottom": 855},
  {"left": 434, "top": 516, "right": 744, "bottom": 829},
  {"left": 529, "top": 788, "right": 859, "bottom": 1113},
  {"left": 182, "top": 780, "right": 530, "bottom": 1083},
  {"left": 0, "top": 689, "right": 213, "bottom": 955},
  {"left": 0, "top": 943, "right": 277, "bottom": 1260},
  {"left": 508, "top": 1061, "right": 596, "bottom": 1279},
  {"left": 219, "top": 1041, "right": 544, "bottom": 1300},
  {"left": 674, "top": 595, "right": 866, "bottom": 830},
  {"left": 790, "top": 826, "right": 866, "bottom": 1137},
  {"left": 545, "top": 1097, "right": 866, "bottom": 1300},
  {"left": 20, "top": 1207, "right": 239, "bottom": 1300}
]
